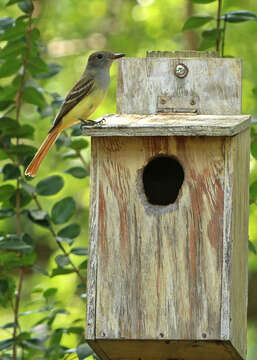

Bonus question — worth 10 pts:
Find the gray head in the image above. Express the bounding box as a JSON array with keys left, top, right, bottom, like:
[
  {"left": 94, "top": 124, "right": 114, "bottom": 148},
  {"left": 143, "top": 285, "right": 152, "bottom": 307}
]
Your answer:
[{"left": 86, "top": 51, "right": 125, "bottom": 71}]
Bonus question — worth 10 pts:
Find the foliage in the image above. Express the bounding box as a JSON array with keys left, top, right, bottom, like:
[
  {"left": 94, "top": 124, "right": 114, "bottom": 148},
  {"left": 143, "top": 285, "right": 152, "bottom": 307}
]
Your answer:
[
  {"left": 0, "top": 0, "right": 92, "bottom": 358},
  {"left": 0, "top": 0, "right": 257, "bottom": 359}
]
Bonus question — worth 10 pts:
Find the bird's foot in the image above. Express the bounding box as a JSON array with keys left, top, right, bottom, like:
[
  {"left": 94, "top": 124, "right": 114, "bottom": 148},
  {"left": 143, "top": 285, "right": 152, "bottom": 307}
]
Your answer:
[{"left": 79, "top": 117, "right": 105, "bottom": 130}]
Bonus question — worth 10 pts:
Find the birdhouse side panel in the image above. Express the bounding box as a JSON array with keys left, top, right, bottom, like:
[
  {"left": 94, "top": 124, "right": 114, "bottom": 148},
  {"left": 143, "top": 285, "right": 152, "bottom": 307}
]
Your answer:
[
  {"left": 229, "top": 129, "right": 250, "bottom": 358},
  {"left": 89, "top": 136, "right": 227, "bottom": 341}
]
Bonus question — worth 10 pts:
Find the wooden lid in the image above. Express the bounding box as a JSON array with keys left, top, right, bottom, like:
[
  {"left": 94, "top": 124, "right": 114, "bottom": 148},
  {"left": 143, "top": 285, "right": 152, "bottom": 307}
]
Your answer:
[{"left": 82, "top": 114, "right": 250, "bottom": 137}]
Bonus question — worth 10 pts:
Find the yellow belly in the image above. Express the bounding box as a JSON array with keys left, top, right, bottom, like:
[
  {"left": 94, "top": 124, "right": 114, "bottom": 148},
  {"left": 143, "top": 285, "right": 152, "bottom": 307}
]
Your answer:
[{"left": 61, "top": 87, "right": 107, "bottom": 129}]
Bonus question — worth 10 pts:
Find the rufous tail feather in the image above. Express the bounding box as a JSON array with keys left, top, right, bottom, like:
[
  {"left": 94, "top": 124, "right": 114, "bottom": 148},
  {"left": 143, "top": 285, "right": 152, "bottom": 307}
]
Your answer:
[{"left": 25, "top": 125, "right": 61, "bottom": 177}]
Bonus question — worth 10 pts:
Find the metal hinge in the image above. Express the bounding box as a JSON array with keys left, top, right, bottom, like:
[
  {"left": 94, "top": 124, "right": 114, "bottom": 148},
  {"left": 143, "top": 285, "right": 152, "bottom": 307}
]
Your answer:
[{"left": 157, "top": 95, "right": 199, "bottom": 114}]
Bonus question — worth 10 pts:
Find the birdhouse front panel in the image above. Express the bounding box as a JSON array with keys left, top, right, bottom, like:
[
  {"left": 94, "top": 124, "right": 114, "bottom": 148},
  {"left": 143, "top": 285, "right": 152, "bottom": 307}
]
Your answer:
[{"left": 91, "top": 134, "right": 225, "bottom": 341}]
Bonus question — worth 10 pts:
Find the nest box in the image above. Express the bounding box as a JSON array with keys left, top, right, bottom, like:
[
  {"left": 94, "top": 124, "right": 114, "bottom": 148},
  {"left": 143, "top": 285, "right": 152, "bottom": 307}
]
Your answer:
[{"left": 83, "top": 51, "right": 250, "bottom": 360}]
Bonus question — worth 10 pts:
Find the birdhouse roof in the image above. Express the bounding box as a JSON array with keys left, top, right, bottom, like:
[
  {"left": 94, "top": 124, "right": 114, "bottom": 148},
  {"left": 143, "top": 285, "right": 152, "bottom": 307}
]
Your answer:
[{"left": 82, "top": 114, "right": 250, "bottom": 137}]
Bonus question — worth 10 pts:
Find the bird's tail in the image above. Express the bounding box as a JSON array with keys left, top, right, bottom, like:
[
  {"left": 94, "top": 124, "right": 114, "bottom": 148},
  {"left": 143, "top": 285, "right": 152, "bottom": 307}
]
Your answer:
[{"left": 25, "top": 125, "right": 61, "bottom": 177}]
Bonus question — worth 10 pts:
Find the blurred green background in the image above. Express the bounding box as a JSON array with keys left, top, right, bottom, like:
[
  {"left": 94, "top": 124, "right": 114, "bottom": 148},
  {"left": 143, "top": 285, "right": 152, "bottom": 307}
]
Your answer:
[{"left": 1, "top": 0, "right": 257, "bottom": 358}]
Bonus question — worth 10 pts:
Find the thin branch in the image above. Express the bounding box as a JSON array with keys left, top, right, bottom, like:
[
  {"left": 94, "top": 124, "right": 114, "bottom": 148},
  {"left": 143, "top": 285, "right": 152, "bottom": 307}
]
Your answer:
[
  {"left": 216, "top": 0, "right": 222, "bottom": 54},
  {"left": 16, "top": 9, "right": 33, "bottom": 123},
  {"left": 12, "top": 268, "right": 24, "bottom": 360},
  {"left": 221, "top": 16, "right": 227, "bottom": 57},
  {"left": 185, "top": 1, "right": 198, "bottom": 50},
  {"left": 32, "top": 194, "right": 87, "bottom": 287},
  {"left": 76, "top": 150, "right": 90, "bottom": 173},
  {"left": 12, "top": 3, "right": 33, "bottom": 359}
]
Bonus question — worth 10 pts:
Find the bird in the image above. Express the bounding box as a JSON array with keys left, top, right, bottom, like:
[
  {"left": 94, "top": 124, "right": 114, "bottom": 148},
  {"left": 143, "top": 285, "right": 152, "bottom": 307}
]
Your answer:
[{"left": 25, "top": 51, "right": 125, "bottom": 177}]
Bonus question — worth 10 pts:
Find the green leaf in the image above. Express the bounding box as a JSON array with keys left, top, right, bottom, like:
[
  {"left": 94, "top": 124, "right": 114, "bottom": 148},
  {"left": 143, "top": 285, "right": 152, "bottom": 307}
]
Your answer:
[
  {"left": 18, "top": 0, "right": 34, "bottom": 14},
  {"left": 22, "top": 87, "right": 46, "bottom": 108},
  {"left": 222, "top": 10, "right": 257, "bottom": 23},
  {"left": 27, "top": 209, "right": 50, "bottom": 228},
  {"left": 2, "top": 163, "right": 21, "bottom": 180},
  {"left": 68, "top": 326, "right": 84, "bottom": 334},
  {"left": 76, "top": 343, "right": 94, "bottom": 360},
  {"left": 0, "top": 20, "right": 27, "bottom": 41},
  {"left": 9, "top": 188, "right": 32, "bottom": 208},
  {"left": 27, "top": 57, "right": 48, "bottom": 76},
  {"left": 21, "top": 179, "right": 36, "bottom": 194},
  {"left": 14, "top": 124, "right": 35, "bottom": 139},
  {"left": 199, "top": 38, "right": 216, "bottom": 51},
  {"left": 0, "top": 208, "right": 15, "bottom": 220},
  {"left": 65, "top": 166, "right": 88, "bottom": 179},
  {"left": 51, "top": 267, "right": 76, "bottom": 277},
  {"left": 70, "top": 247, "right": 88, "bottom": 256},
  {"left": 51, "top": 197, "right": 76, "bottom": 224},
  {"left": 250, "top": 180, "right": 257, "bottom": 203},
  {"left": 10, "top": 144, "right": 37, "bottom": 157},
  {"left": 249, "top": 240, "right": 256, "bottom": 255},
  {"left": 0, "top": 41, "right": 26, "bottom": 59},
  {"left": 0, "top": 58, "right": 22, "bottom": 78},
  {"left": 0, "top": 185, "right": 16, "bottom": 202},
  {"left": 79, "top": 259, "right": 88, "bottom": 270},
  {"left": 70, "top": 138, "right": 89, "bottom": 150},
  {"left": 6, "top": 0, "right": 22, "bottom": 5},
  {"left": 21, "top": 251, "right": 36, "bottom": 266},
  {"left": 62, "top": 151, "right": 79, "bottom": 159},
  {"left": 55, "top": 254, "right": 70, "bottom": 267},
  {"left": 58, "top": 223, "right": 81, "bottom": 239},
  {"left": 0, "top": 338, "right": 13, "bottom": 351},
  {"left": 56, "top": 236, "right": 74, "bottom": 246},
  {"left": 31, "top": 265, "right": 49, "bottom": 276},
  {"left": 183, "top": 15, "right": 213, "bottom": 30},
  {"left": 0, "top": 234, "right": 32, "bottom": 251},
  {"left": 202, "top": 28, "right": 222, "bottom": 40},
  {"left": 36, "top": 175, "right": 64, "bottom": 196},
  {"left": 43, "top": 287, "right": 58, "bottom": 298},
  {"left": 0, "top": 117, "right": 18, "bottom": 135},
  {"left": 0, "top": 17, "right": 15, "bottom": 30},
  {"left": 0, "top": 252, "right": 22, "bottom": 270},
  {"left": 36, "top": 63, "right": 63, "bottom": 79},
  {"left": 251, "top": 138, "right": 257, "bottom": 159}
]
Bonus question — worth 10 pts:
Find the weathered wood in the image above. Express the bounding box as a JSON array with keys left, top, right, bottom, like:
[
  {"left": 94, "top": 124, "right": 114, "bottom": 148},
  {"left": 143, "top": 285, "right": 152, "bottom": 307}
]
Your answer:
[
  {"left": 87, "top": 340, "right": 241, "bottom": 360},
  {"left": 146, "top": 50, "right": 219, "bottom": 58},
  {"left": 116, "top": 57, "right": 241, "bottom": 115},
  {"left": 82, "top": 114, "right": 250, "bottom": 137},
  {"left": 86, "top": 141, "right": 99, "bottom": 339},
  {"left": 229, "top": 129, "right": 250, "bottom": 358},
  {"left": 86, "top": 132, "right": 250, "bottom": 359}
]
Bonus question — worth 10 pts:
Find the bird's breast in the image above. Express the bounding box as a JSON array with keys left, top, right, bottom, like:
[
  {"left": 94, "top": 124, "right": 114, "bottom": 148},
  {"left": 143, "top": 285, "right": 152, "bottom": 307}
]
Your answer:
[{"left": 63, "top": 87, "right": 107, "bottom": 128}]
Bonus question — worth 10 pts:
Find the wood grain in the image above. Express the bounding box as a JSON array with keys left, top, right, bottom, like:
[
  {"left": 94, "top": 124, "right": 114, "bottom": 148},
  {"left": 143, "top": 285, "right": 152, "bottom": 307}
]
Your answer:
[
  {"left": 87, "top": 340, "right": 242, "bottom": 360},
  {"left": 89, "top": 136, "right": 226, "bottom": 340},
  {"left": 229, "top": 129, "right": 250, "bottom": 358},
  {"left": 116, "top": 58, "right": 241, "bottom": 115},
  {"left": 82, "top": 114, "right": 250, "bottom": 137}
]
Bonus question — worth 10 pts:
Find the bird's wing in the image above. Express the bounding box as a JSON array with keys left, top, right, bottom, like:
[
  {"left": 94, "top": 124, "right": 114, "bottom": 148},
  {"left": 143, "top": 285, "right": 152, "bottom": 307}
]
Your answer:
[{"left": 49, "top": 76, "right": 95, "bottom": 132}]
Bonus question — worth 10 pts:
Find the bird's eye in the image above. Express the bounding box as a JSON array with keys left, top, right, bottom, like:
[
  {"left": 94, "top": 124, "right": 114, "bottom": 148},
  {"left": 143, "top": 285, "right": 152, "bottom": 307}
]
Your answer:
[{"left": 97, "top": 54, "right": 103, "bottom": 59}]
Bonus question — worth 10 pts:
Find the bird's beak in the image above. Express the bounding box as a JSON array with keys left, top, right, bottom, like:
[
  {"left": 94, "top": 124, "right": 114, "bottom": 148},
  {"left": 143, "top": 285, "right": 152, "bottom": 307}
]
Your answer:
[{"left": 112, "top": 53, "right": 126, "bottom": 60}]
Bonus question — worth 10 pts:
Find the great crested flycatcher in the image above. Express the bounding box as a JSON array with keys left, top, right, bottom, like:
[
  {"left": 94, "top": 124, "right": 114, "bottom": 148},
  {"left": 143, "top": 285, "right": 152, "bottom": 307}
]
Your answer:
[{"left": 25, "top": 51, "right": 125, "bottom": 177}]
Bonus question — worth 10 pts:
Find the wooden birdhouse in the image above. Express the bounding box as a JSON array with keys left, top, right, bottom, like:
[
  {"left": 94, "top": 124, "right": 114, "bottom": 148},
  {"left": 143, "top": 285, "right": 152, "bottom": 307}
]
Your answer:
[{"left": 83, "top": 51, "right": 250, "bottom": 360}]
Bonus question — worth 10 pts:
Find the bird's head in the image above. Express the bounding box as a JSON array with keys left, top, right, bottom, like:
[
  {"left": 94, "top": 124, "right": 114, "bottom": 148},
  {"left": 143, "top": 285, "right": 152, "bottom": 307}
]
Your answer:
[{"left": 87, "top": 51, "right": 125, "bottom": 69}]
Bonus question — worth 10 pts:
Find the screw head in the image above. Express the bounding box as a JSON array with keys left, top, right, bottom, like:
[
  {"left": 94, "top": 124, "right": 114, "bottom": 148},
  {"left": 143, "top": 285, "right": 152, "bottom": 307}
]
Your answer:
[{"left": 175, "top": 63, "right": 188, "bottom": 78}]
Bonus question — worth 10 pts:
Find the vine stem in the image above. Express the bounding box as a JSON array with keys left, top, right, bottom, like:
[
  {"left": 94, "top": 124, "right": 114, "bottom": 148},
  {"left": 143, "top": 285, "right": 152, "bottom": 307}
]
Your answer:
[
  {"left": 32, "top": 194, "right": 87, "bottom": 288},
  {"left": 12, "top": 3, "right": 33, "bottom": 359},
  {"left": 216, "top": 0, "right": 222, "bottom": 54}
]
